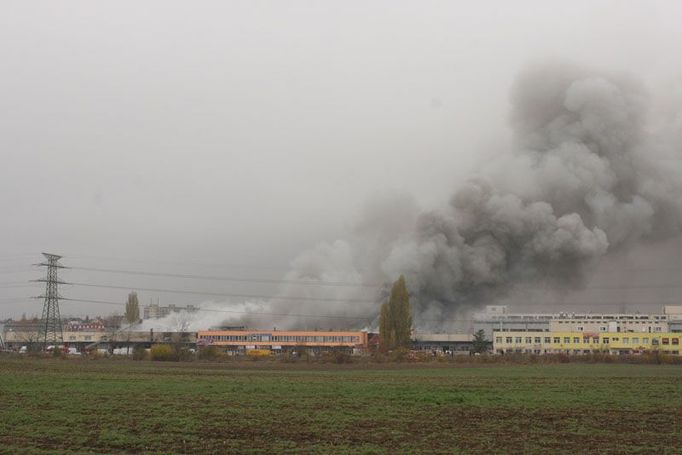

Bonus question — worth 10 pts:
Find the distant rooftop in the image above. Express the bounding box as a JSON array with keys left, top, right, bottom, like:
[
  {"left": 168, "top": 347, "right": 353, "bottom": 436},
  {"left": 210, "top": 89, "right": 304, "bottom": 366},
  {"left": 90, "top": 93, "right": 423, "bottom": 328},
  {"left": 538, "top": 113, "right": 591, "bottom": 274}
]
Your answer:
[{"left": 473, "top": 305, "right": 682, "bottom": 321}]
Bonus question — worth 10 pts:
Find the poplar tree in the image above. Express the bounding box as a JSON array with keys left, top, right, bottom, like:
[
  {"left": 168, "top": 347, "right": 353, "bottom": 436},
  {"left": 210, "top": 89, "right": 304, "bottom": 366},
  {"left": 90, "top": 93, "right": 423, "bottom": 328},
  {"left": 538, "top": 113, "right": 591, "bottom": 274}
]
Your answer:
[
  {"left": 125, "top": 292, "right": 140, "bottom": 324},
  {"left": 379, "top": 275, "right": 413, "bottom": 351}
]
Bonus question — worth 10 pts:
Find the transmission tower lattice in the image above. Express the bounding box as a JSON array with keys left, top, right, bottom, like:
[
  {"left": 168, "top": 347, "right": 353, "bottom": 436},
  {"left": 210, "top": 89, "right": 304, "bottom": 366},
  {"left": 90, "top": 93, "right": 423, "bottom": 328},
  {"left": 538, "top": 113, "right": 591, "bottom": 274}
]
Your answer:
[{"left": 36, "top": 253, "right": 67, "bottom": 348}]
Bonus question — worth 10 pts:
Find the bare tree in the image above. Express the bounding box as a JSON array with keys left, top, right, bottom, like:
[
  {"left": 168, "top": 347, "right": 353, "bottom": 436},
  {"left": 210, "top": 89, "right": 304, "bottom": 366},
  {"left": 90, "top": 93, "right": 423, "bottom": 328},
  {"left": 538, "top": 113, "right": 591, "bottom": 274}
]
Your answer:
[{"left": 168, "top": 311, "right": 193, "bottom": 359}]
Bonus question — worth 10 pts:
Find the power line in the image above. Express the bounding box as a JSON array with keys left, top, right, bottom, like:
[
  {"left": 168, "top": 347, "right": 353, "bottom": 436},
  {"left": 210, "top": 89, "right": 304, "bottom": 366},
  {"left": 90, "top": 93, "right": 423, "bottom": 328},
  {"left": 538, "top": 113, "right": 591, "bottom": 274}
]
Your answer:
[
  {"left": 66, "top": 281, "right": 379, "bottom": 304},
  {"left": 68, "top": 266, "right": 381, "bottom": 288},
  {"left": 63, "top": 253, "right": 682, "bottom": 275},
  {"left": 68, "top": 254, "right": 297, "bottom": 272}
]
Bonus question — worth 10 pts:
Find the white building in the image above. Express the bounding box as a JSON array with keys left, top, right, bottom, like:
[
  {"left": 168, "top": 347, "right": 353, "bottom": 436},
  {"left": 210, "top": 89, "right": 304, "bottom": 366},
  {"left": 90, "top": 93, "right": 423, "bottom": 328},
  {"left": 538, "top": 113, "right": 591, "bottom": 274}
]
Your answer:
[{"left": 473, "top": 305, "right": 682, "bottom": 338}]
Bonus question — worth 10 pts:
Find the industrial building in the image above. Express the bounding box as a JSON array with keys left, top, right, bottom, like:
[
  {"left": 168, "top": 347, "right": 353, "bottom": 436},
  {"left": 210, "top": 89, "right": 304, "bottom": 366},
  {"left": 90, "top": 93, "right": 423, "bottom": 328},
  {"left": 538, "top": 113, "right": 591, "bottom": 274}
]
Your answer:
[
  {"left": 197, "top": 329, "right": 368, "bottom": 354},
  {"left": 3, "top": 305, "right": 681, "bottom": 357},
  {"left": 494, "top": 330, "right": 682, "bottom": 356},
  {"left": 483, "top": 305, "right": 682, "bottom": 356},
  {"left": 2, "top": 328, "right": 196, "bottom": 352},
  {"left": 412, "top": 332, "right": 474, "bottom": 355},
  {"left": 474, "top": 305, "right": 682, "bottom": 338}
]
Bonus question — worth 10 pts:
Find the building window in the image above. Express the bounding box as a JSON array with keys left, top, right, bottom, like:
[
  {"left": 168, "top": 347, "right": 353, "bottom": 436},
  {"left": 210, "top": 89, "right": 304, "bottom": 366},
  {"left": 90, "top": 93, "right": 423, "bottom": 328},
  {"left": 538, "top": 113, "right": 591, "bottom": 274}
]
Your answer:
[
  {"left": 623, "top": 338, "right": 629, "bottom": 345},
  {"left": 573, "top": 337, "right": 580, "bottom": 344},
  {"left": 655, "top": 327, "right": 662, "bottom": 332},
  {"left": 564, "top": 337, "right": 571, "bottom": 344},
  {"left": 544, "top": 337, "right": 551, "bottom": 343},
  {"left": 663, "top": 338, "right": 670, "bottom": 345},
  {"left": 495, "top": 337, "right": 502, "bottom": 344},
  {"left": 643, "top": 337, "right": 649, "bottom": 344},
  {"left": 515, "top": 337, "right": 522, "bottom": 344},
  {"left": 554, "top": 337, "right": 560, "bottom": 343},
  {"left": 506, "top": 337, "right": 512, "bottom": 343},
  {"left": 603, "top": 337, "right": 609, "bottom": 344},
  {"left": 673, "top": 338, "right": 679, "bottom": 345},
  {"left": 525, "top": 337, "right": 532, "bottom": 344},
  {"left": 632, "top": 337, "right": 639, "bottom": 345},
  {"left": 600, "top": 326, "right": 606, "bottom": 332},
  {"left": 534, "top": 337, "right": 541, "bottom": 343}
]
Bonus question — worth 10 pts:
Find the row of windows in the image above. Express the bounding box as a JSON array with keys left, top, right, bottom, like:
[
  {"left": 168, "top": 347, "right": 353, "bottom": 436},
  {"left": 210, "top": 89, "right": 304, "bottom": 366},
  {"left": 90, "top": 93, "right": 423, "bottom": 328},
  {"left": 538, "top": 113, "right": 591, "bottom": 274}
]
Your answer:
[
  {"left": 500, "top": 348, "right": 681, "bottom": 355},
  {"left": 67, "top": 335, "right": 96, "bottom": 341},
  {"left": 556, "top": 323, "right": 663, "bottom": 331},
  {"left": 201, "top": 334, "right": 360, "bottom": 343},
  {"left": 493, "top": 326, "right": 664, "bottom": 333},
  {"left": 495, "top": 336, "right": 679, "bottom": 346},
  {"left": 491, "top": 315, "right": 667, "bottom": 321},
  {"left": 554, "top": 318, "right": 664, "bottom": 323},
  {"left": 496, "top": 336, "right": 552, "bottom": 344}
]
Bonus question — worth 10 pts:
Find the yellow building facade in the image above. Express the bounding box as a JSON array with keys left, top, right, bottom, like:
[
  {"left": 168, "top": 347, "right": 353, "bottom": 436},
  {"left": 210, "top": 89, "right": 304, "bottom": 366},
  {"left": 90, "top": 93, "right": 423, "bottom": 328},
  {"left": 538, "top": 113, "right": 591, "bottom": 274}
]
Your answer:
[{"left": 494, "top": 331, "right": 682, "bottom": 355}]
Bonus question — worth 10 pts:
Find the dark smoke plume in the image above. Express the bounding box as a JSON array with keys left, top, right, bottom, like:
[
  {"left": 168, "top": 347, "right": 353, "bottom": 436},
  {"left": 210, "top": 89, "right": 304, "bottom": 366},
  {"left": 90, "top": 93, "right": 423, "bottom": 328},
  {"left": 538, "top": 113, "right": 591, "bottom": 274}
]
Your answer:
[{"left": 243, "top": 64, "right": 682, "bottom": 330}]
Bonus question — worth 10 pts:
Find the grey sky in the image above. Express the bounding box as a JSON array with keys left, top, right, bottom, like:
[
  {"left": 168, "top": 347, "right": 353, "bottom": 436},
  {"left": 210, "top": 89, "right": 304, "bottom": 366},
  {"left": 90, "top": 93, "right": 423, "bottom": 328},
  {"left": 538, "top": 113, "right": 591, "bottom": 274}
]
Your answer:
[{"left": 2, "top": 1, "right": 682, "bottom": 319}]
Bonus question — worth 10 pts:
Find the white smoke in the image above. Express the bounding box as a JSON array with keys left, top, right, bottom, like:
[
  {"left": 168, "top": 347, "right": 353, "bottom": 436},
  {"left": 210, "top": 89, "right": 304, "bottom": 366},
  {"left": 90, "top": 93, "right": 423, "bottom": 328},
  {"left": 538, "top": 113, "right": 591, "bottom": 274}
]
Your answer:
[{"left": 134, "top": 300, "right": 267, "bottom": 332}]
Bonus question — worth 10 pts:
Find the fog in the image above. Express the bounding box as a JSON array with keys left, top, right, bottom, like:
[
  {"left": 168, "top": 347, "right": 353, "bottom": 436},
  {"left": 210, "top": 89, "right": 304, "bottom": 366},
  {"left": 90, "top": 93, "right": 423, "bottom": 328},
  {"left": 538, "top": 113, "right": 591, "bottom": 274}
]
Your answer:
[{"left": 2, "top": 1, "right": 682, "bottom": 327}]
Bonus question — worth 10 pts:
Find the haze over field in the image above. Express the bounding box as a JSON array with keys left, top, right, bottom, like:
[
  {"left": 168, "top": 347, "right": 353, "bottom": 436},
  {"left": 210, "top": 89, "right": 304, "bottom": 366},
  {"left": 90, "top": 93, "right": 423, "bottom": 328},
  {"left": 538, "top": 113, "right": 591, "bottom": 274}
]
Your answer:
[{"left": 2, "top": 1, "right": 682, "bottom": 330}]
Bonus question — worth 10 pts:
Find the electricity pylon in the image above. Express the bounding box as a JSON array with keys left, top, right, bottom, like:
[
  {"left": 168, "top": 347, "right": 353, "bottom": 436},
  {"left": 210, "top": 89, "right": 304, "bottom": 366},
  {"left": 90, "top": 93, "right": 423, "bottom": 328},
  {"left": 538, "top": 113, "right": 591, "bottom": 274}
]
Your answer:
[{"left": 35, "top": 253, "right": 68, "bottom": 349}]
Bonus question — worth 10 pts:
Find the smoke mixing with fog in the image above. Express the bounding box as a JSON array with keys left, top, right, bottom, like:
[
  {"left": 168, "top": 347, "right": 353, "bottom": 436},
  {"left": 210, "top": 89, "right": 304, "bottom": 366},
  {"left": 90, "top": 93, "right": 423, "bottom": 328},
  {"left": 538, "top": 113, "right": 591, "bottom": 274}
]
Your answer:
[{"left": 148, "top": 64, "right": 682, "bottom": 332}]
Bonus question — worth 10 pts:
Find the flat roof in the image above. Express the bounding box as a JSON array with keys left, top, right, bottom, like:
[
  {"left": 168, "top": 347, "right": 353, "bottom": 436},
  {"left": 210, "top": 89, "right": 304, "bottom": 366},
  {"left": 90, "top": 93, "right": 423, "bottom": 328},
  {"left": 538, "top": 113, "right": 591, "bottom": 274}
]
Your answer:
[{"left": 412, "top": 333, "right": 473, "bottom": 342}]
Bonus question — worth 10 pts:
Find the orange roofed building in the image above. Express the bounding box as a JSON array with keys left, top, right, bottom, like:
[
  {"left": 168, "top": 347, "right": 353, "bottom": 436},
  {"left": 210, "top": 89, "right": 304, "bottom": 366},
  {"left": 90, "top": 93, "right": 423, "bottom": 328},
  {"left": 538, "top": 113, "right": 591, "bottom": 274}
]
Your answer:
[{"left": 197, "top": 329, "right": 368, "bottom": 354}]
